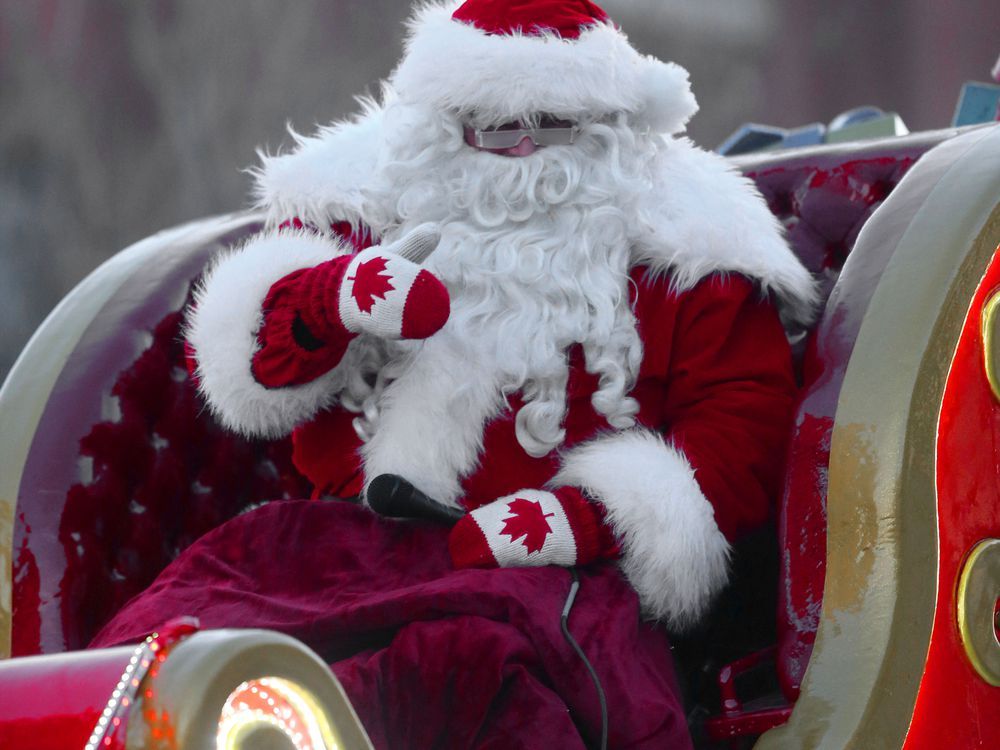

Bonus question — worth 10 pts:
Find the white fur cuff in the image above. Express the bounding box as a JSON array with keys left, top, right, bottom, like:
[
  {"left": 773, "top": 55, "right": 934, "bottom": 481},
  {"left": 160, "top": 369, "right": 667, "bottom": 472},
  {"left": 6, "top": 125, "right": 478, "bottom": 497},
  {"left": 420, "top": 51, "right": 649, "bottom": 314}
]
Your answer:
[
  {"left": 186, "top": 229, "right": 353, "bottom": 438},
  {"left": 553, "top": 429, "right": 731, "bottom": 630}
]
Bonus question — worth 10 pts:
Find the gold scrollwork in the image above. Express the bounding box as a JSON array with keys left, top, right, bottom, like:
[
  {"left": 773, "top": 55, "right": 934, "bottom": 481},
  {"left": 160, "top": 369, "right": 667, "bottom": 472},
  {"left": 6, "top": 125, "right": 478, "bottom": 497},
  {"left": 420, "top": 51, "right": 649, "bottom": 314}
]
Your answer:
[
  {"left": 956, "top": 538, "right": 1000, "bottom": 686},
  {"left": 980, "top": 289, "right": 1000, "bottom": 402}
]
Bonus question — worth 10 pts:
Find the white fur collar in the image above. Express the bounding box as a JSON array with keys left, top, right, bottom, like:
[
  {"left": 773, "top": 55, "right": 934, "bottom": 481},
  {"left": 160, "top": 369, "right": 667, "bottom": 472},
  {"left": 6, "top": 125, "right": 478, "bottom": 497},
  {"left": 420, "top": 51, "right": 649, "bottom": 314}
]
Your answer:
[
  {"left": 251, "top": 97, "right": 387, "bottom": 233},
  {"left": 633, "top": 136, "right": 817, "bottom": 324}
]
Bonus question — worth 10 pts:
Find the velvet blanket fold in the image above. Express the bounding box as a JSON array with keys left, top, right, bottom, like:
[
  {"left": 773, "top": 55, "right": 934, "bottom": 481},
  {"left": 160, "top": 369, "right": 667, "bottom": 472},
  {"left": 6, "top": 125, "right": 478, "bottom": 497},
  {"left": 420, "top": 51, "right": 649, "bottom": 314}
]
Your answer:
[{"left": 91, "top": 500, "right": 691, "bottom": 749}]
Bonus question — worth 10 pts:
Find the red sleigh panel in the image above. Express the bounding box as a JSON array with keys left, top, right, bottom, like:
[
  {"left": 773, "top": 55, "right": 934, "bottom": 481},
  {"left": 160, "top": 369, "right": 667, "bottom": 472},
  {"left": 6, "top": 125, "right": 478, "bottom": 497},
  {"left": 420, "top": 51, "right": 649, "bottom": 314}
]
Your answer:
[{"left": 734, "top": 128, "right": 959, "bottom": 702}]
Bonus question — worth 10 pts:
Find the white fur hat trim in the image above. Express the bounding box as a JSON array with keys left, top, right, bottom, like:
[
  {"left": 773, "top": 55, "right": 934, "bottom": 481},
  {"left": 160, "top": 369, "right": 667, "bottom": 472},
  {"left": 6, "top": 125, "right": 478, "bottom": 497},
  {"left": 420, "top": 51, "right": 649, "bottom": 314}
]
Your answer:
[{"left": 391, "top": 2, "right": 698, "bottom": 134}]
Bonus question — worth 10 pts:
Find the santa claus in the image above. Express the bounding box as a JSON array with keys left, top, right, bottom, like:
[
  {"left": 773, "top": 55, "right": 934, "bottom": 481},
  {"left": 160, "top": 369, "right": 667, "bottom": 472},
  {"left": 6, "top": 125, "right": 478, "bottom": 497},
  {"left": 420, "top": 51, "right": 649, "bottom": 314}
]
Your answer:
[{"left": 105, "top": 0, "right": 816, "bottom": 745}]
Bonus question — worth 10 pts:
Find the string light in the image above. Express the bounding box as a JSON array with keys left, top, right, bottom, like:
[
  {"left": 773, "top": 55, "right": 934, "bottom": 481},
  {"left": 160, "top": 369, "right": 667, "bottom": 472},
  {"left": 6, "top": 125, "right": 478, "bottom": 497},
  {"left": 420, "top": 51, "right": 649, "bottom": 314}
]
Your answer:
[
  {"left": 84, "top": 632, "right": 159, "bottom": 750},
  {"left": 84, "top": 619, "right": 198, "bottom": 750},
  {"left": 217, "top": 677, "right": 339, "bottom": 750}
]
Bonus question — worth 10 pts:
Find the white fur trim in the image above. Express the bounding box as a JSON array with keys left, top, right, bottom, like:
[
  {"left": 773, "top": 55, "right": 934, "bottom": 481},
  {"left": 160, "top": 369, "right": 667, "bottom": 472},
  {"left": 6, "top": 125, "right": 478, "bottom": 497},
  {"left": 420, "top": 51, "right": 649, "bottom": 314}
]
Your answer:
[
  {"left": 632, "top": 138, "right": 818, "bottom": 325},
  {"left": 391, "top": 2, "right": 698, "bottom": 133},
  {"left": 471, "top": 490, "right": 577, "bottom": 567},
  {"left": 251, "top": 98, "right": 386, "bottom": 231},
  {"left": 250, "top": 119, "right": 813, "bottom": 323},
  {"left": 361, "top": 335, "right": 505, "bottom": 507},
  {"left": 552, "top": 429, "right": 731, "bottom": 630},
  {"left": 186, "top": 229, "right": 355, "bottom": 438}
]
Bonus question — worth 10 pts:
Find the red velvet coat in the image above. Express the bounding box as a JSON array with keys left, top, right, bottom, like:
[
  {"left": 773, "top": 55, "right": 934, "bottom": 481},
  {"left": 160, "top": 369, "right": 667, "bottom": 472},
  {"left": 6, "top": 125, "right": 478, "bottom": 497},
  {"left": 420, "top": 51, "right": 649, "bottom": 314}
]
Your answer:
[
  {"left": 186, "top": 112, "right": 814, "bottom": 630},
  {"left": 280, "top": 266, "right": 796, "bottom": 546}
]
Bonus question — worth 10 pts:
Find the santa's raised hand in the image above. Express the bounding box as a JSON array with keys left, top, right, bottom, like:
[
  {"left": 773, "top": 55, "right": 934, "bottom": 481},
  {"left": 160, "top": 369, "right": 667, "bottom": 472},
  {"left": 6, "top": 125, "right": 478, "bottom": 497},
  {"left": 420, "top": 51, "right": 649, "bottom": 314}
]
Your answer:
[
  {"left": 307, "top": 224, "right": 450, "bottom": 342},
  {"left": 337, "top": 224, "right": 450, "bottom": 340},
  {"left": 245, "top": 223, "right": 450, "bottom": 392}
]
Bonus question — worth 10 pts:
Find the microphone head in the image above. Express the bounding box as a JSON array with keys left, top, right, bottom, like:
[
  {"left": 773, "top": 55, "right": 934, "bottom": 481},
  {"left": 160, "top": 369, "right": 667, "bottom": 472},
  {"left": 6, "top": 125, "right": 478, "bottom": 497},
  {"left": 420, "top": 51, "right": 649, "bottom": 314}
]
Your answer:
[
  {"left": 366, "top": 474, "right": 405, "bottom": 515},
  {"left": 366, "top": 474, "right": 464, "bottom": 524}
]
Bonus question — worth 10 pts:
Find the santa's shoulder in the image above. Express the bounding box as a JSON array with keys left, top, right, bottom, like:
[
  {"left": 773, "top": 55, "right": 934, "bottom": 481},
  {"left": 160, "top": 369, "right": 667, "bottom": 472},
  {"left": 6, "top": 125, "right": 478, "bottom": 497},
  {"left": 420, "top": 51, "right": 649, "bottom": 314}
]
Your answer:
[
  {"left": 251, "top": 98, "right": 386, "bottom": 232},
  {"left": 628, "top": 265, "right": 781, "bottom": 323},
  {"left": 632, "top": 137, "right": 816, "bottom": 324}
]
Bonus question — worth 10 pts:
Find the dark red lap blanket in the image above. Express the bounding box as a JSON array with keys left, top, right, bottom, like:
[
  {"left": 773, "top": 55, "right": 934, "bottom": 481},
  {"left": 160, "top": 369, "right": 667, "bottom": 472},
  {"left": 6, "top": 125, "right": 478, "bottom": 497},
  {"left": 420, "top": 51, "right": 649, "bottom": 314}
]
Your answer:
[{"left": 91, "top": 500, "right": 691, "bottom": 749}]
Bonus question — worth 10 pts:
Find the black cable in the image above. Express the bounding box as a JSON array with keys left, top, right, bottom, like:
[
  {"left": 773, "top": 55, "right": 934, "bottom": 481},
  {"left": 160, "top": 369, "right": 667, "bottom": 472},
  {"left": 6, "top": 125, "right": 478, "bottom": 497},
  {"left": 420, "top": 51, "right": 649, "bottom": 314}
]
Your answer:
[{"left": 561, "top": 568, "right": 608, "bottom": 750}]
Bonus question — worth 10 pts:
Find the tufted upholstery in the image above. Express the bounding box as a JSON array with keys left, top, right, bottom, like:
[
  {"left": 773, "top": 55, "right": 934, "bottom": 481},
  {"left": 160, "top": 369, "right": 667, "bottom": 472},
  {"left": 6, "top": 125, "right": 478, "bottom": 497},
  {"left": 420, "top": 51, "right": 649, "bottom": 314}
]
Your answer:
[
  {"left": 48, "top": 308, "right": 308, "bottom": 653},
  {"left": 741, "top": 139, "right": 947, "bottom": 318},
  {"left": 8, "top": 130, "right": 960, "bottom": 662},
  {"left": 9, "top": 215, "right": 310, "bottom": 655}
]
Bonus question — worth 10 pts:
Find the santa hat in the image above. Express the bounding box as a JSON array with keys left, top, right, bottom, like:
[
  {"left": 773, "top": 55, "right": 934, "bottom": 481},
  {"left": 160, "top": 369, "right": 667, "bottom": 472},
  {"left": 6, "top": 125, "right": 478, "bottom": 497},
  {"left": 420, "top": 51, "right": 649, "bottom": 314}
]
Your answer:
[{"left": 390, "top": 0, "right": 699, "bottom": 134}]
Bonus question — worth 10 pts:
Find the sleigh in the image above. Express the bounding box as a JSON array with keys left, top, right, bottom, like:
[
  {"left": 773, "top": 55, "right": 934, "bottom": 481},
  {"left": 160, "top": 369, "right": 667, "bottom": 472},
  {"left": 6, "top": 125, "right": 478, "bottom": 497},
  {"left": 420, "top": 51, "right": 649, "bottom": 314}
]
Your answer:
[{"left": 1, "top": 122, "right": 998, "bottom": 749}]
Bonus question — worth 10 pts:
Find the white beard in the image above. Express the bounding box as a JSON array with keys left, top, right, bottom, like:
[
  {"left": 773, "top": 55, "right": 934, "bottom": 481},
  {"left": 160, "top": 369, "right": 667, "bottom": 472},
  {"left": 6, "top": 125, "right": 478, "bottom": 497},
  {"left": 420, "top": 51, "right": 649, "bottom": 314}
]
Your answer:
[{"left": 347, "top": 104, "right": 656, "bottom": 504}]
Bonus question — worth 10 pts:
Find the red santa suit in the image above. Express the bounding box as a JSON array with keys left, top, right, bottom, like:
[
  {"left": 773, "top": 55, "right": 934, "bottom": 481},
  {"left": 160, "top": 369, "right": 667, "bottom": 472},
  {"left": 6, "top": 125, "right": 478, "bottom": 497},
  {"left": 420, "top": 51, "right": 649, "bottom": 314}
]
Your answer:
[
  {"left": 189, "top": 117, "right": 812, "bottom": 626},
  {"left": 185, "top": 0, "right": 815, "bottom": 632},
  {"left": 234, "top": 249, "right": 800, "bottom": 626}
]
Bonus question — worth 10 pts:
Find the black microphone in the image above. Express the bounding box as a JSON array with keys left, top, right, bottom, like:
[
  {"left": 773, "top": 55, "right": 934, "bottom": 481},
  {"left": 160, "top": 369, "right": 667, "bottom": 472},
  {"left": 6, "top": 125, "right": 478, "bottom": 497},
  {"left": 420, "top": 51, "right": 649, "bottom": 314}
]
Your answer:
[{"left": 366, "top": 474, "right": 465, "bottom": 525}]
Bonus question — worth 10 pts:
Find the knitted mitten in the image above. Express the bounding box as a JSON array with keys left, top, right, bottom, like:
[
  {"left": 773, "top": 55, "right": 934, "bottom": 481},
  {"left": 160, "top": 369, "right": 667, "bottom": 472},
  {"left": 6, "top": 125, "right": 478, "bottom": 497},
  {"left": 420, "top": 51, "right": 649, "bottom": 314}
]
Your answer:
[
  {"left": 300, "top": 223, "right": 450, "bottom": 343},
  {"left": 449, "top": 487, "right": 620, "bottom": 569},
  {"left": 250, "top": 224, "right": 450, "bottom": 388}
]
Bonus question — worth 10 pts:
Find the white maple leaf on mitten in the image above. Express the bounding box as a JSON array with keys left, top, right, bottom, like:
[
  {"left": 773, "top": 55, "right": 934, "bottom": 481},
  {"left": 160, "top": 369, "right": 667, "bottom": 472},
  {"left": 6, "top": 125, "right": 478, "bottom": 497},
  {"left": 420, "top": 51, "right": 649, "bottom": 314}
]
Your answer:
[
  {"left": 449, "top": 488, "right": 621, "bottom": 569},
  {"left": 338, "top": 224, "right": 450, "bottom": 340}
]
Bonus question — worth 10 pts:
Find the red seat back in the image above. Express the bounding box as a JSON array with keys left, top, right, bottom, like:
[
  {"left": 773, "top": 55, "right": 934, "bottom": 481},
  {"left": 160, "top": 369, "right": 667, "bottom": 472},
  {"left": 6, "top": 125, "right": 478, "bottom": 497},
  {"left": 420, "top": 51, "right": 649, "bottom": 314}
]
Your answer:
[{"left": 9, "top": 216, "right": 309, "bottom": 655}]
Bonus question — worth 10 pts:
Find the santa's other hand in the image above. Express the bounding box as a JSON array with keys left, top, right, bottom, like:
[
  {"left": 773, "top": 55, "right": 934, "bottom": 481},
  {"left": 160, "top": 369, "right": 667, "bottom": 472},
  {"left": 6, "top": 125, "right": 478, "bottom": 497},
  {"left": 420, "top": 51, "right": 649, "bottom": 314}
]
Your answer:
[
  {"left": 338, "top": 230, "right": 449, "bottom": 340},
  {"left": 449, "top": 488, "right": 620, "bottom": 569}
]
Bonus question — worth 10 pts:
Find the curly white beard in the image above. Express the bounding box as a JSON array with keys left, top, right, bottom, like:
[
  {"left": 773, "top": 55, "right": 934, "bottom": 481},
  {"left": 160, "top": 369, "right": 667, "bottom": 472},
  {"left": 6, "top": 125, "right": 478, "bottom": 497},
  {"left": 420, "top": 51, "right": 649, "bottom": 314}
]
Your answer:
[{"left": 349, "top": 103, "right": 656, "bottom": 471}]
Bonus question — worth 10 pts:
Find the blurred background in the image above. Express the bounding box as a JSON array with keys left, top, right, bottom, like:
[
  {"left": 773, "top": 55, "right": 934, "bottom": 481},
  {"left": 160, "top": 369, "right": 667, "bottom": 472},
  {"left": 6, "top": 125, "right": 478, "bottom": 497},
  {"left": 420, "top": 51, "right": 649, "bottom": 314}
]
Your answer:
[{"left": 0, "top": 0, "right": 996, "bottom": 381}]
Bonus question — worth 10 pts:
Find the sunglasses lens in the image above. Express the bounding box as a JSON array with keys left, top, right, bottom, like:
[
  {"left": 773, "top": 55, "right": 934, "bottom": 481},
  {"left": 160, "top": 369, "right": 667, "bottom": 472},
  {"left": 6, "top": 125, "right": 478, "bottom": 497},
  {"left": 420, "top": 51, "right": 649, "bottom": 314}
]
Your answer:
[
  {"left": 531, "top": 128, "right": 577, "bottom": 146},
  {"left": 476, "top": 130, "right": 527, "bottom": 149},
  {"left": 472, "top": 124, "right": 579, "bottom": 150}
]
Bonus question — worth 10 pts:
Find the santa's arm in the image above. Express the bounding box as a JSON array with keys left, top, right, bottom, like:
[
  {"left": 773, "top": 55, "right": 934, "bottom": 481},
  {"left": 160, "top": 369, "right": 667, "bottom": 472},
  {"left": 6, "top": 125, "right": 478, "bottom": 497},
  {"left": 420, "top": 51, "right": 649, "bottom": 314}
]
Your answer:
[
  {"left": 553, "top": 275, "right": 797, "bottom": 629},
  {"left": 186, "top": 223, "right": 448, "bottom": 439}
]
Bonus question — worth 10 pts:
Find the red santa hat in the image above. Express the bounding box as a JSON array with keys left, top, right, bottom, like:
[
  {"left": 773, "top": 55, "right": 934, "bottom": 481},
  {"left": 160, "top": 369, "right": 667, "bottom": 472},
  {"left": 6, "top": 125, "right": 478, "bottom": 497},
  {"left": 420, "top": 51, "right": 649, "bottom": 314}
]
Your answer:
[{"left": 390, "top": 0, "right": 699, "bottom": 134}]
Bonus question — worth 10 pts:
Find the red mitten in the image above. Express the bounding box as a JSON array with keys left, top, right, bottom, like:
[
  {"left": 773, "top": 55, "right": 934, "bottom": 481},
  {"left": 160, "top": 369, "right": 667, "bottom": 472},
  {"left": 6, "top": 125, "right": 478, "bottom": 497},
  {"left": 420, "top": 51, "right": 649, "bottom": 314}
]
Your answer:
[
  {"left": 339, "top": 224, "right": 450, "bottom": 340},
  {"left": 449, "top": 487, "right": 620, "bottom": 569},
  {"left": 293, "top": 223, "right": 451, "bottom": 342},
  {"left": 252, "top": 224, "right": 450, "bottom": 388}
]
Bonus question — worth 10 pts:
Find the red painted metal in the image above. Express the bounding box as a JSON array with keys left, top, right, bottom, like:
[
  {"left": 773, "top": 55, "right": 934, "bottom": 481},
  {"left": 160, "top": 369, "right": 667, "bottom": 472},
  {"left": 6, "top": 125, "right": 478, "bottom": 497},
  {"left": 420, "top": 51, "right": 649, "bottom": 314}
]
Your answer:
[
  {"left": 716, "top": 647, "right": 782, "bottom": 716},
  {"left": 0, "top": 643, "right": 134, "bottom": 749},
  {"left": 706, "top": 645, "right": 794, "bottom": 742},
  {"left": 0, "top": 618, "right": 199, "bottom": 750},
  {"left": 705, "top": 646, "right": 795, "bottom": 741},
  {"left": 902, "top": 244, "right": 1000, "bottom": 749}
]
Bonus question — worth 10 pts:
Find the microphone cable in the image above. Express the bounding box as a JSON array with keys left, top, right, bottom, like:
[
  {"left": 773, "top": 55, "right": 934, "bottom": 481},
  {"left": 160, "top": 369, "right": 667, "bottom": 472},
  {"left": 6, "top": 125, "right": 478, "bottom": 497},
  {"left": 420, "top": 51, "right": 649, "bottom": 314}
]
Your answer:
[
  {"left": 368, "top": 476, "right": 608, "bottom": 748},
  {"left": 561, "top": 568, "right": 608, "bottom": 750}
]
